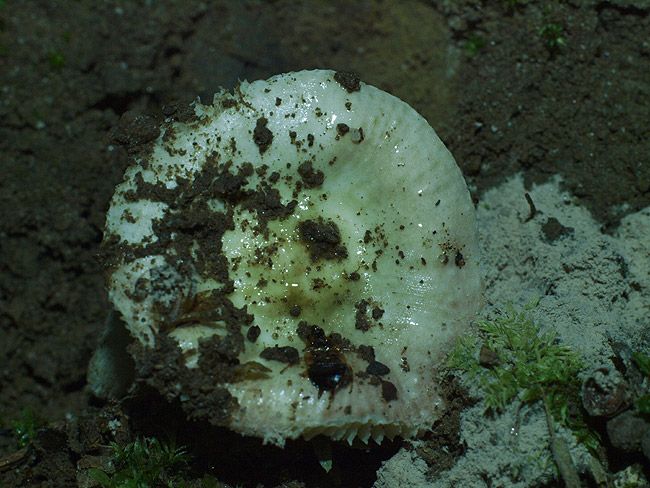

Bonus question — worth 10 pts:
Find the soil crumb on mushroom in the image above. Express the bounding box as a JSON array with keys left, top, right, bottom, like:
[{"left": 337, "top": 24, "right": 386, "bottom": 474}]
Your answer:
[{"left": 101, "top": 69, "right": 483, "bottom": 447}]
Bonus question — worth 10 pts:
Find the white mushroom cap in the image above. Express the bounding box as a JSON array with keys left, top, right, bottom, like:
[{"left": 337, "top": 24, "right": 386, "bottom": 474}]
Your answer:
[{"left": 102, "top": 69, "right": 483, "bottom": 446}]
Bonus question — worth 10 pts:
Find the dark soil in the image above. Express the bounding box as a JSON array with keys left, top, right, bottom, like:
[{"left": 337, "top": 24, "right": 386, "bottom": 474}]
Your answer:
[{"left": 1, "top": 1, "right": 648, "bottom": 487}]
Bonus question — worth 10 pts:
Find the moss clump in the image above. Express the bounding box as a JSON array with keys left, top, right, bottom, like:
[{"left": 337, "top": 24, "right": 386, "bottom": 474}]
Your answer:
[
  {"left": 632, "top": 351, "right": 650, "bottom": 419},
  {"left": 88, "top": 437, "right": 190, "bottom": 488},
  {"left": 464, "top": 35, "right": 486, "bottom": 58},
  {"left": 1, "top": 407, "right": 47, "bottom": 447},
  {"left": 47, "top": 48, "right": 65, "bottom": 71},
  {"left": 447, "top": 298, "right": 598, "bottom": 451},
  {"left": 539, "top": 22, "right": 566, "bottom": 50}
]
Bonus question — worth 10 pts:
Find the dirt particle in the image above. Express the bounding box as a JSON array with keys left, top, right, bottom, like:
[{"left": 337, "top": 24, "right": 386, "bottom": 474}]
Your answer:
[
  {"left": 108, "top": 110, "right": 160, "bottom": 150},
  {"left": 381, "top": 380, "right": 398, "bottom": 402},
  {"left": 160, "top": 100, "right": 199, "bottom": 124},
  {"left": 454, "top": 251, "right": 465, "bottom": 268},
  {"left": 366, "top": 360, "right": 390, "bottom": 376},
  {"left": 298, "top": 218, "right": 348, "bottom": 261},
  {"left": 253, "top": 117, "right": 273, "bottom": 154},
  {"left": 260, "top": 345, "right": 300, "bottom": 364},
  {"left": 355, "top": 312, "right": 371, "bottom": 332},
  {"left": 334, "top": 71, "right": 361, "bottom": 93},
  {"left": 297, "top": 161, "right": 325, "bottom": 187},
  {"left": 354, "top": 300, "right": 371, "bottom": 332},
  {"left": 541, "top": 217, "right": 574, "bottom": 243},
  {"left": 221, "top": 98, "right": 237, "bottom": 109},
  {"left": 289, "top": 305, "right": 302, "bottom": 317},
  {"left": 371, "top": 306, "right": 384, "bottom": 320},
  {"left": 247, "top": 325, "right": 261, "bottom": 343}
]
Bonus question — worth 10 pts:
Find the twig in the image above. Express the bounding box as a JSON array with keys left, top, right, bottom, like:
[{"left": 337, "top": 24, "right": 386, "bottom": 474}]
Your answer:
[
  {"left": 541, "top": 387, "right": 581, "bottom": 488},
  {"left": 524, "top": 193, "right": 536, "bottom": 222},
  {"left": 0, "top": 447, "right": 29, "bottom": 472}
]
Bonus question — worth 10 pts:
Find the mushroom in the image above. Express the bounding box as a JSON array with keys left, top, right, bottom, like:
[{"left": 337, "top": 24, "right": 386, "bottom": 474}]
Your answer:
[{"left": 101, "top": 69, "right": 483, "bottom": 446}]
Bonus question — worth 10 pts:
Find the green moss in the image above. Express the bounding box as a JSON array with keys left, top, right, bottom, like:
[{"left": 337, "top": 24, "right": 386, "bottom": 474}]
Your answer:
[
  {"left": 464, "top": 35, "right": 486, "bottom": 58},
  {"left": 4, "top": 407, "right": 47, "bottom": 448},
  {"left": 539, "top": 22, "right": 566, "bottom": 49},
  {"left": 633, "top": 350, "right": 650, "bottom": 376},
  {"left": 499, "top": 0, "right": 568, "bottom": 51},
  {"left": 633, "top": 351, "right": 650, "bottom": 419},
  {"left": 447, "top": 298, "right": 598, "bottom": 451},
  {"left": 48, "top": 48, "right": 66, "bottom": 71},
  {"left": 88, "top": 436, "right": 190, "bottom": 488}
]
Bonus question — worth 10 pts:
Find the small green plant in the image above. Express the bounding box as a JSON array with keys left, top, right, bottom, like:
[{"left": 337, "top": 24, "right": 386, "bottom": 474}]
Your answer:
[
  {"left": 464, "top": 35, "right": 485, "bottom": 58},
  {"left": 495, "top": 0, "right": 567, "bottom": 52},
  {"left": 88, "top": 437, "right": 190, "bottom": 488},
  {"left": 539, "top": 22, "right": 566, "bottom": 49},
  {"left": 447, "top": 298, "right": 598, "bottom": 451},
  {"left": 6, "top": 407, "right": 47, "bottom": 447},
  {"left": 539, "top": 3, "right": 567, "bottom": 51},
  {"left": 633, "top": 351, "right": 650, "bottom": 419},
  {"left": 48, "top": 48, "right": 66, "bottom": 70}
]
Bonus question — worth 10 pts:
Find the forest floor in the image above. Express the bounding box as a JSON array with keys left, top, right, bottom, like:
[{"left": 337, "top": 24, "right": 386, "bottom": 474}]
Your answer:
[{"left": 1, "top": 1, "right": 648, "bottom": 487}]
